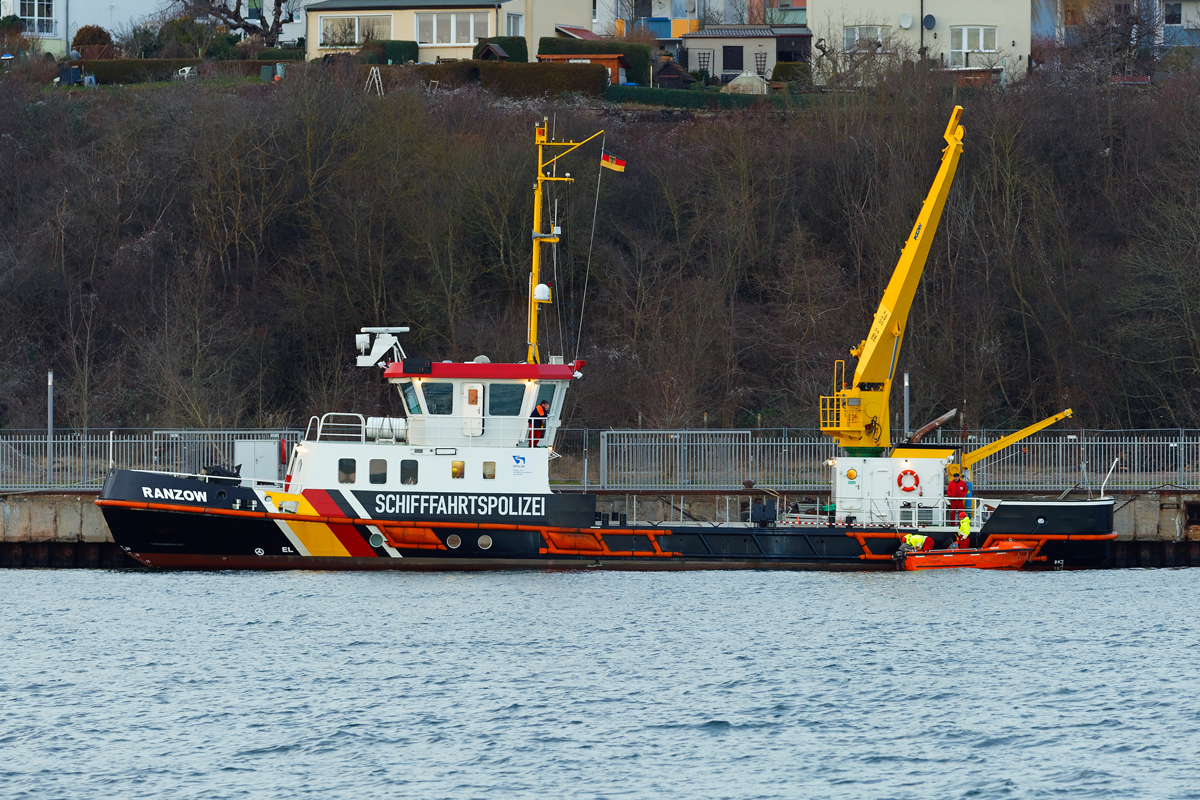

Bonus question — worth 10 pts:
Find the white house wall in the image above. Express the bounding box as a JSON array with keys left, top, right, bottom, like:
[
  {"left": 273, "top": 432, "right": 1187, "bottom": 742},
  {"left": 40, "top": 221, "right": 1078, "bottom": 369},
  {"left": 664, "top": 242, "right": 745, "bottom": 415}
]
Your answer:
[
  {"left": 808, "top": 0, "right": 1032, "bottom": 82},
  {"left": 15, "top": 0, "right": 299, "bottom": 56}
]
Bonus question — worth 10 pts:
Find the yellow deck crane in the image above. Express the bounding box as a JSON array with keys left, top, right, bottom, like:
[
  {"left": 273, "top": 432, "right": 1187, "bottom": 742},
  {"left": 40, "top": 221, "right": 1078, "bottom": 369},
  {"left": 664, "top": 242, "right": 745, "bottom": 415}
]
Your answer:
[
  {"left": 949, "top": 408, "right": 1074, "bottom": 482},
  {"left": 820, "top": 106, "right": 965, "bottom": 455}
]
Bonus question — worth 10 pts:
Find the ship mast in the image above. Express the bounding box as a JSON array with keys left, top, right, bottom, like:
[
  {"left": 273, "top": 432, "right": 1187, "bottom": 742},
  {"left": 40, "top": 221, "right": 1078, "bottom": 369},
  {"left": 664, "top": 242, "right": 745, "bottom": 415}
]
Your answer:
[{"left": 527, "top": 120, "right": 603, "bottom": 365}]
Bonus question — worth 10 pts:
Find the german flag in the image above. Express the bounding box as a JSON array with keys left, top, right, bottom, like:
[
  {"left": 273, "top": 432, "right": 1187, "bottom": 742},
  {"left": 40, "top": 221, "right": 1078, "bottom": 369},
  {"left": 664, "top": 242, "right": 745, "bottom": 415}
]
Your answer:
[{"left": 600, "top": 151, "right": 626, "bottom": 172}]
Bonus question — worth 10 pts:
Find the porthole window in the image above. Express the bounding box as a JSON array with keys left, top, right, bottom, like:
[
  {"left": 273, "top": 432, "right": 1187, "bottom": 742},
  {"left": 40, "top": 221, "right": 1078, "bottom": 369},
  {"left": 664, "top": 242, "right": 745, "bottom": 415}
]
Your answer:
[
  {"left": 369, "top": 459, "right": 387, "bottom": 484},
  {"left": 477, "top": 534, "right": 493, "bottom": 550},
  {"left": 446, "top": 534, "right": 462, "bottom": 549},
  {"left": 400, "top": 459, "right": 418, "bottom": 485},
  {"left": 451, "top": 460, "right": 465, "bottom": 479},
  {"left": 338, "top": 458, "right": 356, "bottom": 484},
  {"left": 483, "top": 461, "right": 496, "bottom": 480}
]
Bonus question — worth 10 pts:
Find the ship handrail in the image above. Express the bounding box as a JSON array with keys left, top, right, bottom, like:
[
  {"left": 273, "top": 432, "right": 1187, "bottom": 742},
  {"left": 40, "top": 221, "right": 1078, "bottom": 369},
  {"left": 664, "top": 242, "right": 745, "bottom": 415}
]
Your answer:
[
  {"left": 118, "top": 467, "right": 288, "bottom": 490},
  {"left": 298, "top": 413, "right": 560, "bottom": 449},
  {"left": 308, "top": 413, "right": 367, "bottom": 442},
  {"left": 783, "top": 495, "right": 999, "bottom": 530}
]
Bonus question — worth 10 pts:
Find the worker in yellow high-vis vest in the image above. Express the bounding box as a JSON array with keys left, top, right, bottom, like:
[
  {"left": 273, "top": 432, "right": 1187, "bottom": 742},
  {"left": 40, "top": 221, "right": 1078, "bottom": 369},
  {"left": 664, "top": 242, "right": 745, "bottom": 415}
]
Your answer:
[
  {"left": 901, "top": 532, "right": 932, "bottom": 553},
  {"left": 957, "top": 511, "right": 972, "bottom": 549}
]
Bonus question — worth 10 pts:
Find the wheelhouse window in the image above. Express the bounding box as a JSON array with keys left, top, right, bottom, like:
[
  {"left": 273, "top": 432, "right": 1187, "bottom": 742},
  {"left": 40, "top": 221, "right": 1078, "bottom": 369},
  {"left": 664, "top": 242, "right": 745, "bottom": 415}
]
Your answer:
[
  {"left": 536, "top": 383, "right": 557, "bottom": 411},
  {"left": 416, "top": 12, "right": 488, "bottom": 44},
  {"left": 338, "top": 458, "right": 356, "bottom": 484},
  {"left": 488, "top": 384, "right": 526, "bottom": 416},
  {"left": 451, "top": 460, "right": 465, "bottom": 479},
  {"left": 369, "top": 459, "right": 387, "bottom": 484},
  {"left": 422, "top": 382, "right": 454, "bottom": 414},
  {"left": 483, "top": 461, "right": 496, "bottom": 479},
  {"left": 401, "top": 381, "right": 422, "bottom": 415},
  {"left": 950, "top": 26, "right": 997, "bottom": 67},
  {"left": 843, "top": 25, "right": 891, "bottom": 52},
  {"left": 400, "top": 459, "right": 418, "bottom": 485},
  {"left": 320, "top": 15, "right": 390, "bottom": 46}
]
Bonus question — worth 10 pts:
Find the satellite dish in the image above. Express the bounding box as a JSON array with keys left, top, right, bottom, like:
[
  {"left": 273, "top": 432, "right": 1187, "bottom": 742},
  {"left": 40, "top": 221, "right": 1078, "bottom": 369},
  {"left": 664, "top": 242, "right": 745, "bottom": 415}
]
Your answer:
[
  {"left": 899, "top": 12, "right": 913, "bottom": 29},
  {"left": 922, "top": 14, "right": 936, "bottom": 30},
  {"left": 686, "top": 0, "right": 696, "bottom": 11}
]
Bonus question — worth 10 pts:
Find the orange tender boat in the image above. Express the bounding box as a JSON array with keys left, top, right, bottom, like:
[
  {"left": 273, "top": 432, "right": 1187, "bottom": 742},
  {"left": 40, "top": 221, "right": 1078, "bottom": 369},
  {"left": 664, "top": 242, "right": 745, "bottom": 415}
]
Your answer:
[{"left": 902, "top": 539, "right": 1035, "bottom": 571}]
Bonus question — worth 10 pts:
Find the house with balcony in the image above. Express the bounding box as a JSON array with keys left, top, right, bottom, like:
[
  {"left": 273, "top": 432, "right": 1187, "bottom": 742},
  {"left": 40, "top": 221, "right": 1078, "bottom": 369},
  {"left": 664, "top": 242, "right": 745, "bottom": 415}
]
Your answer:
[
  {"left": 598, "top": 0, "right": 805, "bottom": 53},
  {"left": 806, "top": 0, "right": 1032, "bottom": 84},
  {"left": 305, "top": 0, "right": 593, "bottom": 61},
  {"left": 1032, "top": 0, "right": 1200, "bottom": 49}
]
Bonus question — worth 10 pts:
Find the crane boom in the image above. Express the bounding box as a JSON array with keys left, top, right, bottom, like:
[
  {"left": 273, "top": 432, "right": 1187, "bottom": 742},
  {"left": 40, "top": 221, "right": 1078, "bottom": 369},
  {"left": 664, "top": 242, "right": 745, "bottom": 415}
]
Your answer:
[
  {"left": 955, "top": 408, "right": 1074, "bottom": 478},
  {"left": 819, "top": 106, "right": 966, "bottom": 455}
]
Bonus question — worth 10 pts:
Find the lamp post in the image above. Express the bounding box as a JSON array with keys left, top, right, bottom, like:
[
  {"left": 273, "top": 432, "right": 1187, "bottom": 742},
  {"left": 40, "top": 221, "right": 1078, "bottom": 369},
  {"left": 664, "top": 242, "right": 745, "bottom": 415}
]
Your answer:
[{"left": 47, "top": 370, "right": 54, "bottom": 482}]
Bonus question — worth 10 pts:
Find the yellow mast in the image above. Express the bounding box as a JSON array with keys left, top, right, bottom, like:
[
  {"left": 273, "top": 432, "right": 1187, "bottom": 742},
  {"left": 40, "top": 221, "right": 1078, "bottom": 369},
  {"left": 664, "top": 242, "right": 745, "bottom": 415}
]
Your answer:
[
  {"left": 819, "top": 106, "right": 966, "bottom": 454},
  {"left": 526, "top": 120, "right": 604, "bottom": 365}
]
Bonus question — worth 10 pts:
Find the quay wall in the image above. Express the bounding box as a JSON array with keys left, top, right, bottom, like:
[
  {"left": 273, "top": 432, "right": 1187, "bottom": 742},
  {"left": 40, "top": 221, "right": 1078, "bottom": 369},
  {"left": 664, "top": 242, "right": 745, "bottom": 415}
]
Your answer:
[{"left": 4, "top": 490, "right": 1199, "bottom": 568}]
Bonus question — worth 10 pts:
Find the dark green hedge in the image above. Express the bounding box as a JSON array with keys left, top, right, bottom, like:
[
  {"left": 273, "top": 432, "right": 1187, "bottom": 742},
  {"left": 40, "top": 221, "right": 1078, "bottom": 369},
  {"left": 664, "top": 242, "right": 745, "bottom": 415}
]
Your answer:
[
  {"left": 770, "top": 61, "right": 811, "bottom": 83},
  {"left": 603, "top": 83, "right": 806, "bottom": 110},
  {"left": 471, "top": 36, "right": 528, "bottom": 62},
  {"left": 255, "top": 48, "right": 304, "bottom": 61},
  {"left": 361, "top": 40, "right": 419, "bottom": 64},
  {"left": 538, "top": 37, "right": 650, "bottom": 84},
  {"left": 375, "top": 60, "right": 607, "bottom": 97},
  {"left": 68, "top": 58, "right": 202, "bottom": 84},
  {"left": 66, "top": 59, "right": 265, "bottom": 84}
]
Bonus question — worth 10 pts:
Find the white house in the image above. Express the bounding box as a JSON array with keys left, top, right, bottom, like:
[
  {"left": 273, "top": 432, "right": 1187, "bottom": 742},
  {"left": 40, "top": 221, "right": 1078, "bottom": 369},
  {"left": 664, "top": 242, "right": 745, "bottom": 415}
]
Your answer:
[
  {"left": 0, "top": 0, "right": 307, "bottom": 56},
  {"left": 304, "top": 0, "right": 593, "bottom": 61},
  {"left": 806, "top": 0, "right": 1032, "bottom": 83}
]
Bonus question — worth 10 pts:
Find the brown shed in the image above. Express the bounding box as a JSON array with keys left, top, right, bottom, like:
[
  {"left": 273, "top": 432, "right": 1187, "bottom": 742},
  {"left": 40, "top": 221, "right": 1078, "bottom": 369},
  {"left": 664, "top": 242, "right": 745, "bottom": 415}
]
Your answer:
[{"left": 536, "top": 52, "right": 631, "bottom": 84}]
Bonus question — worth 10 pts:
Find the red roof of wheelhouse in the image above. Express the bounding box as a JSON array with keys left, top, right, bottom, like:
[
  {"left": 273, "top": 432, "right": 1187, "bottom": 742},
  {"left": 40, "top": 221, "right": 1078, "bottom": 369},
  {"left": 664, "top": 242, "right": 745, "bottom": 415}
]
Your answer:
[{"left": 383, "top": 360, "right": 583, "bottom": 381}]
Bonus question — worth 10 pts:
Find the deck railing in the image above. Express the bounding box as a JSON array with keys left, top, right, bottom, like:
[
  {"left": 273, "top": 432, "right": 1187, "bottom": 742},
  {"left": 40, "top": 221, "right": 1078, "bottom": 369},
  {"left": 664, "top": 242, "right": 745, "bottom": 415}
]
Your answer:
[{"left": 4, "top": 426, "right": 1200, "bottom": 493}]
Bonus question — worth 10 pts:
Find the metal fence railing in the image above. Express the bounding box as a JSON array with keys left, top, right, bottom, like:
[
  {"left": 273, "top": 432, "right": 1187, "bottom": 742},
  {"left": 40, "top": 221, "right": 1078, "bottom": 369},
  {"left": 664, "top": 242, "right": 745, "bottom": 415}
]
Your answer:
[
  {"left": 599, "top": 430, "right": 835, "bottom": 491},
  {"left": 5, "top": 426, "right": 1200, "bottom": 494},
  {"left": 594, "top": 428, "right": 1200, "bottom": 493},
  {"left": 0, "top": 430, "right": 300, "bottom": 492}
]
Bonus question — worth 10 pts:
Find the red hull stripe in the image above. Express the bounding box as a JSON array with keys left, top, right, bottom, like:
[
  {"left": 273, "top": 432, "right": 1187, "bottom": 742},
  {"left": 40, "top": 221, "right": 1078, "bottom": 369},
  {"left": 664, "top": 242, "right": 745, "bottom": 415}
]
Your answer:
[
  {"left": 382, "top": 362, "right": 578, "bottom": 380},
  {"left": 304, "top": 489, "right": 378, "bottom": 557}
]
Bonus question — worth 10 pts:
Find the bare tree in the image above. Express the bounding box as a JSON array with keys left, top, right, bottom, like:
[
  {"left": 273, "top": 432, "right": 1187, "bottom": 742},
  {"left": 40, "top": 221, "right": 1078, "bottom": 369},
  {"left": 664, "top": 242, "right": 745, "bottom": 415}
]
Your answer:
[
  {"left": 1051, "top": 0, "right": 1176, "bottom": 77},
  {"left": 166, "top": 0, "right": 301, "bottom": 47}
]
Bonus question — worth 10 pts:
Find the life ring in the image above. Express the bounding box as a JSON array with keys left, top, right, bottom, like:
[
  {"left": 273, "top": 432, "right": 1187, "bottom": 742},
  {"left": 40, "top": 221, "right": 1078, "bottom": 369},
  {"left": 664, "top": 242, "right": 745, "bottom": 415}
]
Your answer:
[{"left": 897, "top": 470, "right": 919, "bottom": 492}]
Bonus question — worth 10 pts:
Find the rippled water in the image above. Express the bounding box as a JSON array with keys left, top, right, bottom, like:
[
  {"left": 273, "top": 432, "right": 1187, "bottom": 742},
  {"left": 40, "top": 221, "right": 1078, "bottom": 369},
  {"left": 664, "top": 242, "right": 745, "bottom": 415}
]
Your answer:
[{"left": 2, "top": 568, "right": 1199, "bottom": 799}]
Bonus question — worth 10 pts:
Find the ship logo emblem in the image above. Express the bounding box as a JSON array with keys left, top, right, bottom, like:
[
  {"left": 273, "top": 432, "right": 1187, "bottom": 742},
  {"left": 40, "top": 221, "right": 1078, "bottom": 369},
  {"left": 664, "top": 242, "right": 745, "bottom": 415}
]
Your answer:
[{"left": 513, "top": 456, "right": 526, "bottom": 465}]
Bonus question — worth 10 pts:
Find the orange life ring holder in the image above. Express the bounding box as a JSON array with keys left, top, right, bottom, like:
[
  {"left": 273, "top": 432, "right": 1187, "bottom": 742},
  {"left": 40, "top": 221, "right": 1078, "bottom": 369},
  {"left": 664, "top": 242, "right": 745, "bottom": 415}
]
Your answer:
[{"left": 897, "top": 470, "right": 919, "bottom": 492}]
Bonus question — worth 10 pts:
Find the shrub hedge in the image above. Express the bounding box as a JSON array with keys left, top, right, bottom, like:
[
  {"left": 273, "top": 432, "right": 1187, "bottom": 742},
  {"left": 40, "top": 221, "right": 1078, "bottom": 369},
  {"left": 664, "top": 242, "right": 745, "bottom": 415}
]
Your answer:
[
  {"left": 603, "top": 83, "right": 807, "bottom": 110},
  {"left": 375, "top": 60, "right": 607, "bottom": 97},
  {"left": 256, "top": 48, "right": 304, "bottom": 61},
  {"left": 471, "top": 36, "right": 528, "bottom": 62},
  {"left": 537, "top": 37, "right": 651, "bottom": 84},
  {"left": 770, "top": 61, "right": 811, "bottom": 84},
  {"left": 66, "top": 59, "right": 265, "bottom": 84},
  {"left": 71, "top": 24, "right": 112, "bottom": 48},
  {"left": 361, "top": 40, "right": 419, "bottom": 64},
  {"left": 69, "top": 58, "right": 201, "bottom": 84}
]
